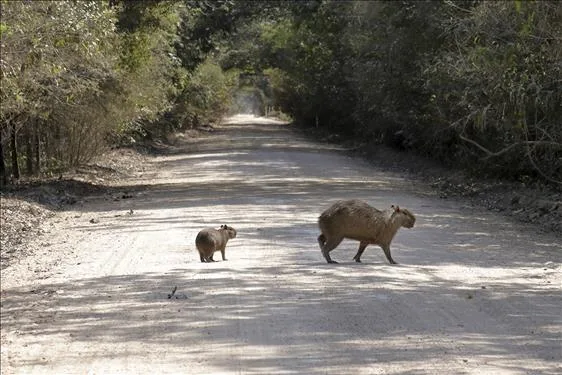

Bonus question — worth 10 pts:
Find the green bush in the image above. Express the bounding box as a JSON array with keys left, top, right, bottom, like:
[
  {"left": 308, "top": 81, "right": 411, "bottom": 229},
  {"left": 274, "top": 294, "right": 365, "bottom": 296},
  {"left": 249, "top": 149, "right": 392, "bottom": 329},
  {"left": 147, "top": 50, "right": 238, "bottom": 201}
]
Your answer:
[{"left": 165, "top": 58, "right": 237, "bottom": 132}]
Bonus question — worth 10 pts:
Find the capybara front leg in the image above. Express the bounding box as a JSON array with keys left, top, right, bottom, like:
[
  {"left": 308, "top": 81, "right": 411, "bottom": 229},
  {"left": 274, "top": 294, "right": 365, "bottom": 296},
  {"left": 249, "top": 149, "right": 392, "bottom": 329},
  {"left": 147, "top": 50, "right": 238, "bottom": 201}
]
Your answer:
[
  {"left": 353, "top": 242, "right": 369, "bottom": 263},
  {"left": 221, "top": 248, "right": 227, "bottom": 261},
  {"left": 381, "top": 245, "right": 398, "bottom": 264}
]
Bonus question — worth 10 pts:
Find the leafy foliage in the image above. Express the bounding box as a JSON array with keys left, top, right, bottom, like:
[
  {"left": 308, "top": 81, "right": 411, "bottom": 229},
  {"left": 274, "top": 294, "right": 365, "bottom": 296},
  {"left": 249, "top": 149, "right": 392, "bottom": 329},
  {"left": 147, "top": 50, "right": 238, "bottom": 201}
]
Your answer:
[
  {"left": 1, "top": 1, "right": 120, "bottom": 178},
  {"left": 165, "top": 58, "right": 237, "bottom": 132},
  {"left": 221, "top": 0, "right": 561, "bottom": 183},
  {"left": 425, "top": 1, "right": 562, "bottom": 180},
  {"left": 0, "top": 0, "right": 236, "bottom": 183},
  {"left": 1, "top": 0, "right": 560, "bottom": 185}
]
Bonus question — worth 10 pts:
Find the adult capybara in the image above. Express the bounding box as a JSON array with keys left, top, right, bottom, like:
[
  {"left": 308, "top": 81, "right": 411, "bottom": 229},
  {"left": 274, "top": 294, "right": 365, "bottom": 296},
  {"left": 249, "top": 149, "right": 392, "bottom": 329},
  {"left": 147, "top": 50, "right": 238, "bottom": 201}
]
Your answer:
[
  {"left": 317, "top": 200, "right": 415, "bottom": 264},
  {"left": 195, "top": 225, "right": 237, "bottom": 263}
]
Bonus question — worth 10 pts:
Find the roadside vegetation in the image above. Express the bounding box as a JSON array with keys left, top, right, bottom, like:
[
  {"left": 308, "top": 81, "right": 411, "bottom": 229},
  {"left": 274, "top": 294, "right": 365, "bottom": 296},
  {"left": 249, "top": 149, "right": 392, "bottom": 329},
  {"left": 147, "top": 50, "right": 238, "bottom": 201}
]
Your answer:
[{"left": 1, "top": 0, "right": 560, "bottom": 185}]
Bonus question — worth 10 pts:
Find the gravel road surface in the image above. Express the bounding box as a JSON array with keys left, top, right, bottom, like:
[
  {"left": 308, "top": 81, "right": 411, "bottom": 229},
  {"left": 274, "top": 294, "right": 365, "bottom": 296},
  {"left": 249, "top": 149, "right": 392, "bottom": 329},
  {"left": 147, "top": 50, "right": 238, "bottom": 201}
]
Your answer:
[{"left": 1, "top": 115, "right": 560, "bottom": 374}]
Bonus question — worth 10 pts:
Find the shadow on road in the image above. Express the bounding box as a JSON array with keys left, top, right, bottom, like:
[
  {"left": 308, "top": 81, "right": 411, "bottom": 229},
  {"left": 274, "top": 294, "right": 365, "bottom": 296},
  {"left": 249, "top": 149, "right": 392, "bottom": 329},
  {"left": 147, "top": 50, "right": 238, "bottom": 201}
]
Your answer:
[{"left": 1, "top": 260, "right": 560, "bottom": 373}]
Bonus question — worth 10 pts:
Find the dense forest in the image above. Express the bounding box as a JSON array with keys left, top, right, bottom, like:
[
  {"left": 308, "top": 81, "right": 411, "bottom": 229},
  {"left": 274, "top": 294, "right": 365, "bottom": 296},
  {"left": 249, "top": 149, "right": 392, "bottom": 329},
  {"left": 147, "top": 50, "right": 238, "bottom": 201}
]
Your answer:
[{"left": 1, "top": 0, "right": 561, "bottom": 186}]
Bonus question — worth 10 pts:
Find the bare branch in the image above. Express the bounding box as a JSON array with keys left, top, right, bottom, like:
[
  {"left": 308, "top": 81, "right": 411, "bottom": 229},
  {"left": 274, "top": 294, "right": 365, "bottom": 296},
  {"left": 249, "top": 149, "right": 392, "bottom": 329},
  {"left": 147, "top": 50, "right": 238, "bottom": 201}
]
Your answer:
[
  {"left": 458, "top": 133, "right": 518, "bottom": 158},
  {"left": 458, "top": 132, "right": 562, "bottom": 184},
  {"left": 458, "top": 133, "right": 562, "bottom": 158}
]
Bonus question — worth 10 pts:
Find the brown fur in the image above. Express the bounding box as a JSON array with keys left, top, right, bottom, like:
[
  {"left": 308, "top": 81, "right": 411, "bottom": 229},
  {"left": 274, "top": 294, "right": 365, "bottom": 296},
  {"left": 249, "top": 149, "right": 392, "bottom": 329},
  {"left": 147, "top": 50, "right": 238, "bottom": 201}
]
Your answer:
[
  {"left": 195, "top": 225, "right": 237, "bottom": 263},
  {"left": 317, "top": 200, "right": 415, "bottom": 264}
]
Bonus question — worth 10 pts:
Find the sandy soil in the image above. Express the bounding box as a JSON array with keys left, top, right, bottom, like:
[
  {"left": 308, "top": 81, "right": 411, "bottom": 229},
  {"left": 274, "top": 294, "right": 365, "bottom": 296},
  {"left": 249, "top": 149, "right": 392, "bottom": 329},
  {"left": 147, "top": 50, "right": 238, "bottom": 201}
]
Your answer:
[{"left": 1, "top": 115, "right": 561, "bottom": 374}]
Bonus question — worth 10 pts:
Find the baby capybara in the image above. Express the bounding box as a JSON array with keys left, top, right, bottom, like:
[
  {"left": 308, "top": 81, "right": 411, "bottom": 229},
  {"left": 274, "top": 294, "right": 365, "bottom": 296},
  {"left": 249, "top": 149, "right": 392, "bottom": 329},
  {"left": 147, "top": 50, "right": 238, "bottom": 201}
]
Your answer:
[
  {"left": 195, "top": 225, "right": 237, "bottom": 262},
  {"left": 317, "top": 200, "right": 415, "bottom": 264}
]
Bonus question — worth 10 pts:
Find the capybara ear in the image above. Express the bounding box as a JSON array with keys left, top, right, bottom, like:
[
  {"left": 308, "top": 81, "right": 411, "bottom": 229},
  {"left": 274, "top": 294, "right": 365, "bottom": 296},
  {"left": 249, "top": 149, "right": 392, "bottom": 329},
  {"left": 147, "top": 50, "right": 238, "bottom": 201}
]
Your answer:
[{"left": 220, "top": 225, "right": 225, "bottom": 229}]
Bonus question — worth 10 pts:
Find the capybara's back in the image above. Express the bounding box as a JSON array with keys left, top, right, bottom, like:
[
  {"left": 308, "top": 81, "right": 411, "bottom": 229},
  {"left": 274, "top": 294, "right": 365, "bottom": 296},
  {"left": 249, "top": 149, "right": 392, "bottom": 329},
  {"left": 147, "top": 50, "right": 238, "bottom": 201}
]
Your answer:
[
  {"left": 195, "top": 225, "right": 237, "bottom": 263},
  {"left": 318, "top": 200, "right": 388, "bottom": 241}
]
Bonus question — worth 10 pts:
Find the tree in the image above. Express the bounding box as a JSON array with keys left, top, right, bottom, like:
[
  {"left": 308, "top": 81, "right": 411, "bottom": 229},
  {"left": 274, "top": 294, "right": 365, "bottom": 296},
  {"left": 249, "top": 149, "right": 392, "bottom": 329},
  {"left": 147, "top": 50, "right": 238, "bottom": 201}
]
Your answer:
[
  {"left": 1, "top": 1, "right": 120, "bottom": 177},
  {"left": 425, "top": 1, "right": 562, "bottom": 181},
  {"left": 0, "top": 0, "right": 186, "bottom": 180}
]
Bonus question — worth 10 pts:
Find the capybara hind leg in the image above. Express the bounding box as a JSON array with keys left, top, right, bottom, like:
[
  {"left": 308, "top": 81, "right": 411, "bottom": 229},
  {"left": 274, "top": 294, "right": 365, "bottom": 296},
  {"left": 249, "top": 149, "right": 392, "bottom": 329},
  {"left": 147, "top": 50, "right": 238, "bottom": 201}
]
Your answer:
[
  {"left": 353, "top": 242, "right": 368, "bottom": 263},
  {"left": 321, "top": 237, "right": 343, "bottom": 264},
  {"left": 381, "top": 245, "right": 398, "bottom": 264},
  {"left": 199, "top": 252, "right": 206, "bottom": 263},
  {"left": 317, "top": 234, "right": 326, "bottom": 249}
]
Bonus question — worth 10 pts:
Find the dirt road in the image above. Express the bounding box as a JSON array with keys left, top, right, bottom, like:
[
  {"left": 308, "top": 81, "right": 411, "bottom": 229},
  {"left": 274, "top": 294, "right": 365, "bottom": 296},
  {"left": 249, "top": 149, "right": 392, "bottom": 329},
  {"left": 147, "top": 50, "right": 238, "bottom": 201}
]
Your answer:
[{"left": 1, "top": 115, "right": 560, "bottom": 374}]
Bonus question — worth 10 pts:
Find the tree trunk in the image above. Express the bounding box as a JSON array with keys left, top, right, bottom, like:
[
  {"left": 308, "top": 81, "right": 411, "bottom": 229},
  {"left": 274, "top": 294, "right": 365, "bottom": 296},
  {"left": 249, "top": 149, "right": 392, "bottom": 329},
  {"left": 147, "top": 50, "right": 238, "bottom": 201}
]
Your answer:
[
  {"left": 25, "top": 125, "right": 33, "bottom": 175},
  {"left": 44, "top": 131, "right": 50, "bottom": 171},
  {"left": 34, "top": 119, "right": 41, "bottom": 175},
  {"left": 10, "top": 122, "right": 20, "bottom": 180},
  {"left": 0, "top": 132, "right": 7, "bottom": 186}
]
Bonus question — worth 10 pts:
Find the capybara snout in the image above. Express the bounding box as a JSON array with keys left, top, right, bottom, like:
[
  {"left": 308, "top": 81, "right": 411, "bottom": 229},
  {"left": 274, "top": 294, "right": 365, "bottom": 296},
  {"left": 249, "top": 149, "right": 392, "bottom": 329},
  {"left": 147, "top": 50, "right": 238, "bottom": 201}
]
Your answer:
[{"left": 195, "top": 224, "right": 237, "bottom": 263}]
